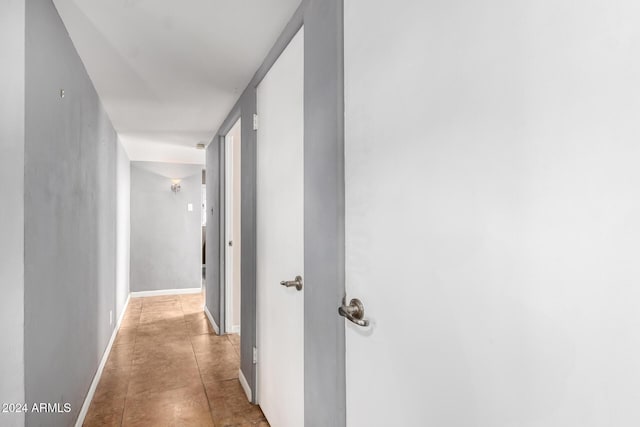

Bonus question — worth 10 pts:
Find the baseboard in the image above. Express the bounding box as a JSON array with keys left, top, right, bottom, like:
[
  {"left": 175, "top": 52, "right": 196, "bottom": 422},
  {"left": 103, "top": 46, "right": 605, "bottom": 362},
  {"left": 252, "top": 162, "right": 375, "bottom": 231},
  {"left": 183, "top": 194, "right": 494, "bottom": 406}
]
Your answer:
[
  {"left": 204, "top": 305, "right": 220, "bottom": 335},
  {"left": 130, "top": 287, "right": 201, "bottom": 298},
  {"left": 75, "top": 295, "right": 130, "bottom": 427},
  {"left": 231, "top": 325, "right": 241, "bottom": 334},
  {"left": 239, "top": 369, "right": 252, "bottom": 402}
]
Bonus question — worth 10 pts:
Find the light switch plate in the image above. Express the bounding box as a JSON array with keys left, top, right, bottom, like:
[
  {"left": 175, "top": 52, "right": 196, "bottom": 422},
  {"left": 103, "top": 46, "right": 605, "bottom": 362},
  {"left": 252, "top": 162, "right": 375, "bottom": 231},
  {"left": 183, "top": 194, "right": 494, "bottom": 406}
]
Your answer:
[{"left": 188, "top": 203, "right": 193, "bottom": 212}]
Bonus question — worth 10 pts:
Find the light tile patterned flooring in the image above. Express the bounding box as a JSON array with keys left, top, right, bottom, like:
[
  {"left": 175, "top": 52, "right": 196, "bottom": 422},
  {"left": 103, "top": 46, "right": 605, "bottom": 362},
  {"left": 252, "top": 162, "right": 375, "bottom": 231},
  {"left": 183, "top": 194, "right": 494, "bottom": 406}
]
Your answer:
[{"left": 83, "top": 292, "right": 268, "bottom": 427}]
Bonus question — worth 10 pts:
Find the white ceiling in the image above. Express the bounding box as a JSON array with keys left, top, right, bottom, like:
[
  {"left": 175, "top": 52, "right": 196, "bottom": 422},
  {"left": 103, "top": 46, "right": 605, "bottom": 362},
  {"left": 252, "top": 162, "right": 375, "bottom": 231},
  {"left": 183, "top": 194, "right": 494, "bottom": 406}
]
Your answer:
[{"left": 52, "top": 0, "right": 301, "bottom": 164}]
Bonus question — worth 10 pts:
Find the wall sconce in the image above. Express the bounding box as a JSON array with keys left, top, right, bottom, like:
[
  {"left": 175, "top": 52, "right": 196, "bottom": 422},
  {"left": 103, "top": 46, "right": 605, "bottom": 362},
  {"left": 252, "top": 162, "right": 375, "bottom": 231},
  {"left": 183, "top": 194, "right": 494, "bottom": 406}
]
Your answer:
[{"left": 171, "top": 179, "right": 181, "bottom": 193}]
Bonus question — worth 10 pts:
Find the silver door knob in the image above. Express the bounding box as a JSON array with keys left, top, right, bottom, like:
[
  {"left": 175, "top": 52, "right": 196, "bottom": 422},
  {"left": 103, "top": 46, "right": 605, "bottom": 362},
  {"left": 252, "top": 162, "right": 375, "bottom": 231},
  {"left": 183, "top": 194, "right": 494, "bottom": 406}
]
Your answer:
[
  {"left": 280, "top": 275, "right": 303, "bottom": 291},
  {"left": 338, "top": 296, "right": 369, "bottom": 327}
]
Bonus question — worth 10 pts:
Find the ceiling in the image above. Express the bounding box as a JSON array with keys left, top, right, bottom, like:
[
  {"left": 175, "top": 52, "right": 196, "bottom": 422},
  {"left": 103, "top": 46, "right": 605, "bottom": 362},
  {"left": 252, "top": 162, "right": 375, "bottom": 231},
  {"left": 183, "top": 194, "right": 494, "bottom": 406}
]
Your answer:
[{"left": 52, "top": 0, "right": 301, "bottom": 164}]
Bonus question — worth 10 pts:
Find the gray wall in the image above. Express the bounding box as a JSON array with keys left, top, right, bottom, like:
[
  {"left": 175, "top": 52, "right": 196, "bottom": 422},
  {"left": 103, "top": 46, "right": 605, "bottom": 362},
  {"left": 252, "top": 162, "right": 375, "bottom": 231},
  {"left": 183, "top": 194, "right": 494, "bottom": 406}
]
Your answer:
[
  {"left": 116, "top": 142, "right": 130, "bottom": 318},
  {"left": 130, "top": 162, "right": 202, "bottom": 292},
  {"left": 303, "top": 0, "right": 345, "bottom": 425},
  {"left": 0, "top": 1, "right": 26, "bottom": 426},
  {"left": 238, "top": 94, "right": 257, "bottom": 389},
  {"left": 24, "top": 0, "right": 119, "bottom": 425}
]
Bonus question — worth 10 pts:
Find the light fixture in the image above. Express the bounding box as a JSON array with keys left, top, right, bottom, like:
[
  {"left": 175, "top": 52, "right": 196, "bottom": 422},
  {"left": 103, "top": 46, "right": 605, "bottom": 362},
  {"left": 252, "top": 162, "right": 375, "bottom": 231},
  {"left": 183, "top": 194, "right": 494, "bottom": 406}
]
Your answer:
[
  {"left": 171, "top": 179, "right": 181, "bottom": 193},
  {"left": 196, "top": 142, "right": 206, "bottom": 150}
]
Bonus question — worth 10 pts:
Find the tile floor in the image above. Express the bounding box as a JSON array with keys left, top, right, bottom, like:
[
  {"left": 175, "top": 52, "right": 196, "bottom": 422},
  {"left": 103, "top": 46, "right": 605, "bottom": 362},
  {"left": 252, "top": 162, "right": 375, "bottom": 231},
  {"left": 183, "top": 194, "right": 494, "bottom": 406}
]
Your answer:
[{"left": 83, "top": 292, "right": 268, "bottom": 427}]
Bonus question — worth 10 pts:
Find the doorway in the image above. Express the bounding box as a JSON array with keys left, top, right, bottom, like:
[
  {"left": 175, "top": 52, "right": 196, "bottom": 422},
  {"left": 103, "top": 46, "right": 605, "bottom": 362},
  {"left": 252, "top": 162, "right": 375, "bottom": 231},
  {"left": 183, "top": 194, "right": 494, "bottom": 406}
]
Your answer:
[
  {"left": 201, "top": 169, "right": 206, "bottom": 285},
  {"left": 224, "top": 118, "right": 242, "bottom": 335},
  {"left": 256, "top": 27, "right": 304, "bottom": 427}
]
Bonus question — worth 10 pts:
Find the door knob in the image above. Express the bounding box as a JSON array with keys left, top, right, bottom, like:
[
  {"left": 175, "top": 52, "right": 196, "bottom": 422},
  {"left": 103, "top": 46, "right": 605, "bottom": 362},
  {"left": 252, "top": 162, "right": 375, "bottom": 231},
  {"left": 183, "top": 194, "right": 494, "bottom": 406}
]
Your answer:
[
  {"left": 338, "top": 296, "right": 369, "bottom": 327},
  {"left": 280, "top": 275, "right": 303, "bottom": 291}
]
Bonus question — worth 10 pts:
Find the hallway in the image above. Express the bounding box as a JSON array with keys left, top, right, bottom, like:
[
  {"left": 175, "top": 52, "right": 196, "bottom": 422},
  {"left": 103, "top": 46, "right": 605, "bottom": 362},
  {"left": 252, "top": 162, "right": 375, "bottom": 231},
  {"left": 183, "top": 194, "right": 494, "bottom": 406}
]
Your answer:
[{"left": 84, "top": 293, "right": 268, "bottom": 427}]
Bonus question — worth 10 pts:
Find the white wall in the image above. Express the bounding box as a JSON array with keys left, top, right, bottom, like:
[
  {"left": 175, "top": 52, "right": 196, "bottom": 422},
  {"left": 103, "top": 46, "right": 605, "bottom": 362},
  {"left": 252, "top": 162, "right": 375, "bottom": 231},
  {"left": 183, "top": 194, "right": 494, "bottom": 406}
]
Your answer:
[
  {"left": 0, "top": 1, "right": 25, "bottom": 425},
  {"left": 345, "top": 1, "right": 640, "bottom": 426},
  {"left": 116, "top": 141, "right": 131, "bottom": 319}
]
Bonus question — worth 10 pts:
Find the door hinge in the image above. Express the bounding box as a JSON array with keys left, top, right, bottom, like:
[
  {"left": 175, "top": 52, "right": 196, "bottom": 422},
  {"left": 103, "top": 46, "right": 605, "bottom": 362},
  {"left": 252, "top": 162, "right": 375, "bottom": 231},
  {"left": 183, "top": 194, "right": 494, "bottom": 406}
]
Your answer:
[
  {"left": 253, "top": 114, "right": 259, "bottom": 131},
  {"left": 253, "top": 347, "right": 258, "bottom": 364}
]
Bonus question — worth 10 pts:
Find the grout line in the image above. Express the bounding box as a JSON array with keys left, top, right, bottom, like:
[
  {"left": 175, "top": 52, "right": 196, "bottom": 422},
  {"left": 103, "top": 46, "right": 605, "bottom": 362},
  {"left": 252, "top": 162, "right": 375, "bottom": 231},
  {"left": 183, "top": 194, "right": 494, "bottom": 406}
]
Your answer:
[
  {"left": 225, "top": 334, "right": 241, "bottom": 359},
  {"left": 181, "top": 295, "right": 217, "bottom": 426},
  {"left": 102, "top": 294, "right": 230, "bottom": 426}
]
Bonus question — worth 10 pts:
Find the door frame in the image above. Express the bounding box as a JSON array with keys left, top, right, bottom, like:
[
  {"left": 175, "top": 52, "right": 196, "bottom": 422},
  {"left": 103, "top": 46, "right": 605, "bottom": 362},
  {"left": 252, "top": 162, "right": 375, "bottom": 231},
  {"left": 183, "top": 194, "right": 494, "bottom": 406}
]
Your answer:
[
  {"left": 223, "top": 122, "right": 239, "bottom": 335},
  {"left": 205, "top": 2, "right": 345, "bottom": 424},
  {"left": 211, "top": 101, "right": 255, "bottom": 401}
]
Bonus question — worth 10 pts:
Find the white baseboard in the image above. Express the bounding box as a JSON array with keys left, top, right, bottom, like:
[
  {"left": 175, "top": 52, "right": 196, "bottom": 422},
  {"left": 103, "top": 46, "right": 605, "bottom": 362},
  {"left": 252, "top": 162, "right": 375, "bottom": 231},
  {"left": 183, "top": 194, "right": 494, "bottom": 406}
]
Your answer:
[
  {"left": 239, "top": 369, "right": 252, "bottom": 402},
  {"left": 130, "top": 287, "right": 201, "bottom": 298},
  {"left": 231, "top": 325, "right": 241, "bottom": 334},
  {"left": 75, "top": 295, "right": 130, "bottom": 427},
  {"left": 204, "top": 305, "right": 220, "bottom": 335}
]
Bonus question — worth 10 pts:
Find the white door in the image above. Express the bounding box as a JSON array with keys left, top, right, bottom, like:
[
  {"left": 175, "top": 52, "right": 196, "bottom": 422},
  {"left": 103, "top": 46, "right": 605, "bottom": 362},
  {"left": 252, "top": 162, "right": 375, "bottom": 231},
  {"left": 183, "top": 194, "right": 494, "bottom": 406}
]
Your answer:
[
  {"left": 224, "top": 129, "right": 234, "bottom": 334},
  {"left": 344, "top": 2, "right": 640, "bottom": 427},
  {"left": 224, "top": 118, "right": 242, "bottom": 335},
  {"left": 257, "top": 28, "right": 304, "bottom": 427}
]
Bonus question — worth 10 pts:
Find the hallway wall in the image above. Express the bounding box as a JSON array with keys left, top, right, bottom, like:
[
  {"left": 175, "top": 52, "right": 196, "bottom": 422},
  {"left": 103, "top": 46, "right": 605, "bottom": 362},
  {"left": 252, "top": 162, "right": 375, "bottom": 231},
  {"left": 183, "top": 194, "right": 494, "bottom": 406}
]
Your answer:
[
  {"left": 0, "top": 1, "right": 26, "bottom": 426},
  {"left": 116, "top": 142, "right": 131, "bottom": 319},
  {"left": 24, "top": 0, "right": 120, "bottom": 425},
  {"left": 302, "top": 1, "right": 346, "bottom": 425},
  {"left": 130, "top": 163, "right": 202, "bottom": 292}
]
